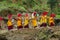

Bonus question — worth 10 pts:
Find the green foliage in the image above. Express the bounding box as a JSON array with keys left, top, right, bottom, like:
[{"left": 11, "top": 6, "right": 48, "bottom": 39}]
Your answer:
[
  {"left": 47, "top": 0, "right": 58, "bottom": 12},
  {"left": 0, "top": 0, "right": 60, "bottom": 16},
  {"left": 56, "top": 15, "right": 60, "bottom": 18}
]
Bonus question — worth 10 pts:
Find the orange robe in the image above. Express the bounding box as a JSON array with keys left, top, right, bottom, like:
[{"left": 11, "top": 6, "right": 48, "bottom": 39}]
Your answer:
[
  {"left": 49, "top": 17, "right": 55, "bottom": 26},
  {"left": 17, "top": 18, "right": 22, "bottom": 29},
  {"left": 17, "top": 19, "right": 22, "bottom": 27}
]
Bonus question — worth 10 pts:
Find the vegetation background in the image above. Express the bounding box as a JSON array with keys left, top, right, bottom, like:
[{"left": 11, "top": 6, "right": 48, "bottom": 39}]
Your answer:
[{"left": 0, "top": 0, "right": 60, "bottom": 18}]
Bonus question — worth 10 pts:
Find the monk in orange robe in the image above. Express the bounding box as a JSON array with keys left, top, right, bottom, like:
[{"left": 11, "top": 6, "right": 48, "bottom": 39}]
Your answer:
[
  {"left": 49, "top": 13, "right": 56, "bottom": 27},
  {"left": 24, "top": 13, "right": 29, "bottom": 28},
  {"left": 17, "top": 13, "right": 23, "bottom": 29},
  {"left": 7, "top": 14, "right": 13, "bottom": 30}
]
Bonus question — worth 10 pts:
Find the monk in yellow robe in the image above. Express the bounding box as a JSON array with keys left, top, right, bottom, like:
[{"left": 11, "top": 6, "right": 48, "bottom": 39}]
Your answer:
[
  {"left": 49, "top": 13, "right": 56, "bottom": 27},
  {"left": 32, "top": 17, "right": 37, "bottom": 28},
  {"left": 31, "top": 12, "right": 37, "bottom": 28},
  {"left": 40, "top": 11, "right": 48, "bottom": 27},
  {"left": 24, "top": 13, "right": 29, "bottom": 28},
  {"left": 7, "top": 14, "right": 13, "bottom": 30},
  {"left": 17, "top": 13, "right": 22, "bottom": 29}
]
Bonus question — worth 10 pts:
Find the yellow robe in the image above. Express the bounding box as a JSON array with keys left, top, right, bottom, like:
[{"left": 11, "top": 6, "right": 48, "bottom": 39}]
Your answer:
[
  {"left": 32, "top": 17, "right": 37, "bottom": 27},
  {"left": 49, "top": 17, "right": 54, "bottom": 25},
  {"left": 40, "top": 15, "right": 47, "bottom": 25},
  {"left": 7, "top": 19, "right": 12, "bottom": 26},
  {"left": 24, "top": 18, "right": 29, "bottom": 26}
]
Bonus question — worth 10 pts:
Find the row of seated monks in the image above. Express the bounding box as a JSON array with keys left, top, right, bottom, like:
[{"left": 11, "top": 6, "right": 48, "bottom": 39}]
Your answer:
[{"left": 0, "top": 11, "right": 56, "bottom": 30}]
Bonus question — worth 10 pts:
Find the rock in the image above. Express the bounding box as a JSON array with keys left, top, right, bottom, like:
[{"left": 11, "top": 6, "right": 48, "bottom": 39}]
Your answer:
[
  {"left": 0, "top": 27, "right": 60, "bottom": 40},
  {"left": 1, "top": 29, "right": 39, "bottom": 40},
  {"left": 0, "top": 35, "right": 7, "bottom": 40},
  {"left": 24, "top": 35, "right": 35, "bottom": 40},
  {"left": 49, "top": 38, "right": 59, "bottom": 40}
]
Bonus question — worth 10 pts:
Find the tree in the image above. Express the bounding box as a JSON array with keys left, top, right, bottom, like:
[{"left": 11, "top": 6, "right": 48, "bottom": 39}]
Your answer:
[{"left": 47, "top": 0, "right": 58, "bottom": 13}]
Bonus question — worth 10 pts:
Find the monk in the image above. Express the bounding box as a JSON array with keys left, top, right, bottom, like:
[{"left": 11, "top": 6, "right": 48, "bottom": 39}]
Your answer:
[
  {"left": 31, "top": 12, "right": 37, "bottom": 28},
  {"left": 7, "top": 14, "right": 13, "bottom": 30},
  {"left": 49, "top": 13, "right": 56, "bottom": 27},
  {"left": 24, "top": 13, "right": 29, "bottom": 28},
  {"left": 40, "top": 11, "right": 48, "bottom": 27},
  {"left": 17, "top": 13, "right": 23, "bottom": 29}
]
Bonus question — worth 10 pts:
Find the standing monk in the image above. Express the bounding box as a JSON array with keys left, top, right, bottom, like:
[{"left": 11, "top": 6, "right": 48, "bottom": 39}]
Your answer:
[
  {"left": 17, "top": 13, "right": 23, "bottom": 29},
  {"left": 7, "top": 14, "right": 13, "bottom": 30},
  {"left": 40, "top": 11, "right": 48, "bottom": 27},
  {"left": 49, "top": 13, "right": 56, "bottom": 27},
  {"left": 24, "top": 13, "right": 29, "bottom": 28},
  {"left": 31, "top": 12, "right": 37, "bottom": 28}
]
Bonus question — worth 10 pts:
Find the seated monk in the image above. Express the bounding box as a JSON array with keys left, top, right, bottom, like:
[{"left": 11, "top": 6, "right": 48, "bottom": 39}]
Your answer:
[
  {"left": 17, "top": 13, "right": 23, "bottom": 29},
  {"left": 24, "top": 13, "right": 29, "bottom": 28},
  {"left": 49, "top": 13, "right": 56, "bottom": 27},
  {"left": 7, "top": 14, "right": 13, "bottom": 30}
]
